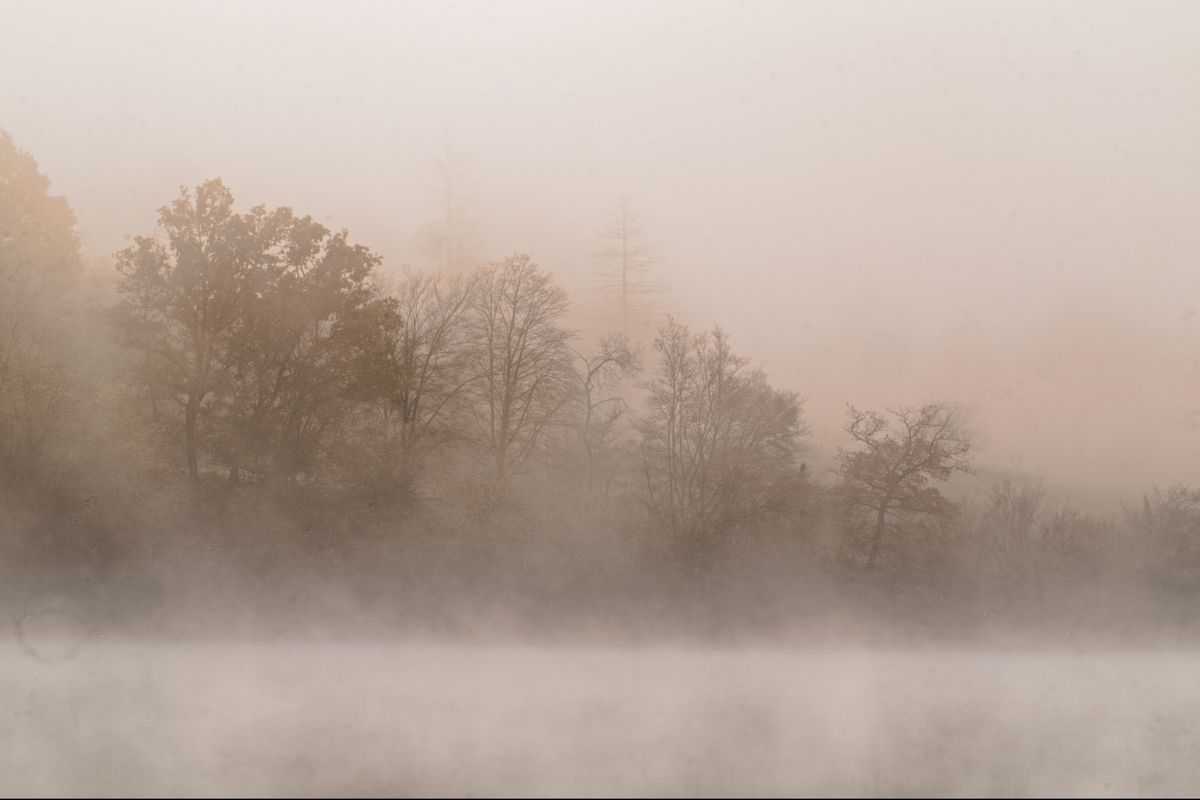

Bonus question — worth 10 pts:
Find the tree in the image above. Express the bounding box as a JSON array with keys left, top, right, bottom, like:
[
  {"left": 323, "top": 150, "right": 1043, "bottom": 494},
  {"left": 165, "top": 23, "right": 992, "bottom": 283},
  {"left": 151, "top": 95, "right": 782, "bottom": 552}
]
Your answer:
[
  {"left": 835, "top": 403, "right": 973, "bottom": 569},
  {"left": 114, "top": 180, "right": 253, "bottom": 480},
  {"left": 217, "top": 209, "right": 398, "bottom": 484},
  {"left": 372, "top": 268, "right": 477, "bottom": 492},
  {"left": 0, "top": 130, "right": 84, "bottom": 481},
  {"left": 464, "top": 254, "right": 575, "bottom": 486},
  {"left": 115, "top": 180, "right": 397, "bottom": 484},
  {"left": 418, "top": 140, "right": 479, "bottom": 275},
  {"left": 977, "top": 478, "right": 1046, "bottom": 575},
  {"left": 595, "top": 196, "right": 667, "bottom": 339},
  {"left": 569, "top": 333, "right": 640, "bottom": 510},
  {"left": 1126, "top": 485, "right": 1200, "bottom": 587},
  {"left": 638, "top": 318, "right": 808, "bottom": 558}
]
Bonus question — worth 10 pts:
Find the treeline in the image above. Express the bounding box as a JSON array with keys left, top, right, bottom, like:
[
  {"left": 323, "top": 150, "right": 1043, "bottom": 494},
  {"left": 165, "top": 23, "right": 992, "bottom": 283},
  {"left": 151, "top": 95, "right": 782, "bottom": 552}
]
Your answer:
[{"left": 2, "top": 130, "right": 1199, "bottom": 642}]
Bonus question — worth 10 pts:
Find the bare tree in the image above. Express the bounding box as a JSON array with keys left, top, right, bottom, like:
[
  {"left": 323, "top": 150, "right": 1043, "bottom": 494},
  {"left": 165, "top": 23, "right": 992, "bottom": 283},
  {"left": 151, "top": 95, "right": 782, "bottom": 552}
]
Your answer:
[
  {"left": 421, "top": 139, "right": 479, "bottom": 275},
  {"left": 1126, "top": 485, "right": 1200, "bottom": 587},
  {"left": 639, "top": 318, "right": 808, "bottom": 557},
  {"left": 595, "top": 196, "right": 667, "bottom": 339},
  {"left": 570, "top": 333, "right": 640, "bottom": 509},
  {"left": 378, "top": 268, "right": 478, "bottom": 490},
  {"left": 835, "top": 403, "right": 973, "bottom": 569},
  {"left": 464, "top": 254, "right": 575, "bottom": 486},
  {"left": 978, "top": 478, "right": 1046, "bottom": 569}
]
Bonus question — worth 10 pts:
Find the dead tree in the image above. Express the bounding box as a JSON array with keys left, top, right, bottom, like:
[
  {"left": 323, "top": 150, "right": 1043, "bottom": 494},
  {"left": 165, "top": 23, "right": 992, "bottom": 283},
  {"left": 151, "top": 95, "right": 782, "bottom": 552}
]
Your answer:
[{"left": 595, "top": 196, "right": 667, "bottom": 339}]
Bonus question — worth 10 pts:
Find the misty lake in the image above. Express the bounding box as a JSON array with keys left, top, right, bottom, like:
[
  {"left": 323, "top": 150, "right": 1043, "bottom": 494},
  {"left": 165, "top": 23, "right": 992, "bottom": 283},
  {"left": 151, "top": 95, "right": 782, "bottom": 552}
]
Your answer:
[{"left": 4, "top": 641, "right": 1199, "bottom": 797}]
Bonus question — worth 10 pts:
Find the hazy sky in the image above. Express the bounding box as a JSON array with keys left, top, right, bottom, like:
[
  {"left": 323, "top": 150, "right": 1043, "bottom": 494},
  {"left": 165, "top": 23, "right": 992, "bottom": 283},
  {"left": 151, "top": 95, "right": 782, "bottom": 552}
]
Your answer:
[{"left": 3, "top": 0, "right": 1198, "bottom": 500}]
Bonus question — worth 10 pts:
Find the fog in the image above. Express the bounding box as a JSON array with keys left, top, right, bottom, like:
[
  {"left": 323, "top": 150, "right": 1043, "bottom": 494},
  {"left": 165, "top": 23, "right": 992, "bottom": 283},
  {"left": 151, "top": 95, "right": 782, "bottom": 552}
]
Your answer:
[
  {"left": 3, "top": 0, "right": 1200, "bottom": 796},
  {"left": 9, "top": 642, "right": 1200, "bottom": 796},
  {"left": 5, "top": 0, "right": 1199, "bottom": 492}
]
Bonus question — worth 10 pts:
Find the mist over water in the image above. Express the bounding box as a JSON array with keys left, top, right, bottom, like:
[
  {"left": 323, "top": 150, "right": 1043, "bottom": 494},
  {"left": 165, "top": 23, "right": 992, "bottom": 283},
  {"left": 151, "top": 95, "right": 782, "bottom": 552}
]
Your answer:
[
  {"left": 3, "top": 0, "right": 1200, "bottom": 796},
  {"left": 7, "top": 641, "right": 1200, "bottom": 797}
]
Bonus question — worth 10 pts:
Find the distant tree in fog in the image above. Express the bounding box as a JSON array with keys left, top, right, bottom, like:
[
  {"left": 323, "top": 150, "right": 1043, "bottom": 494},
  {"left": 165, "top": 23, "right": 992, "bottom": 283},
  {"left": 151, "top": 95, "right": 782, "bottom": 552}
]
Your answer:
[
  {"left": 570, "top": 333, "right": 640, "bottom": 509},
  {"left": 418, "top": 140, "right": 479, "bottom": 275},
  {"left": 1126, "top": 486, "right": 1200, "bottom": 587},
  {"left": 464, "top": 254, "right": 575, "bottom": 486},
  {"left": 638, "top": 318, "right": 808, "bottom": 558},
  {"left": 976, "top": 478, "right": 1046, "bottom": 575},
  {"left": 0, "top": 130, "right": 84, "bottom": 479},
  {"left": 595, "top": 196, "right": 667, "bottom": 339},
  {"left": 836, "top": 403, "right": 973, "bottom": 568}
]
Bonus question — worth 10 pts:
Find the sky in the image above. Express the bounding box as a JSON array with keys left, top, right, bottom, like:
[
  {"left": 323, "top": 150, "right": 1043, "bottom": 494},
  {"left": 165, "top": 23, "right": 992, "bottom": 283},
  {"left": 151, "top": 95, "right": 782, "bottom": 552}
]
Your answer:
[{"left": 3, "top": 0, "right": 1198, "bottom": 502}]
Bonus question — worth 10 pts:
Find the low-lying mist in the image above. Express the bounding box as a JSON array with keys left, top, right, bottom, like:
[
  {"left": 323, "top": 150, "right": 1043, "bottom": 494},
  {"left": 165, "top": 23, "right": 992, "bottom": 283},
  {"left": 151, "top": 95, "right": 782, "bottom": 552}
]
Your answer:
[{"left": 9, "top": 642, "right": 1200, "bottom": 797}]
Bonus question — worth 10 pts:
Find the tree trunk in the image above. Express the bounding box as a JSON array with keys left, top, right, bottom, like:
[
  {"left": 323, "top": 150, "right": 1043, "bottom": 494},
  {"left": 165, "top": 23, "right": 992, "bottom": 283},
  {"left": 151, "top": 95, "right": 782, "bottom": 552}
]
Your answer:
[
  {"left": 494, "top": 444, "right": 507, "bottom": 487},
  {"left": 184, "top": 393, "right": 200, "bottom": 481},
  {"left": 867, "top": 501, "right": 889, "bottom": 568}
]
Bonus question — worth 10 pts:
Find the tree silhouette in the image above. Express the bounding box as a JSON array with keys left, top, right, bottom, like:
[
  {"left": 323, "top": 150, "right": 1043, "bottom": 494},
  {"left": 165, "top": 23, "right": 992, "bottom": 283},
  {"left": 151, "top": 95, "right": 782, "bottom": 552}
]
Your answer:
[
  {"left": 595, "top": 196, "right": 667, "bottom": 339},
  {"left": 835, "top": 403, "right": 973, "bottom": 568}
]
